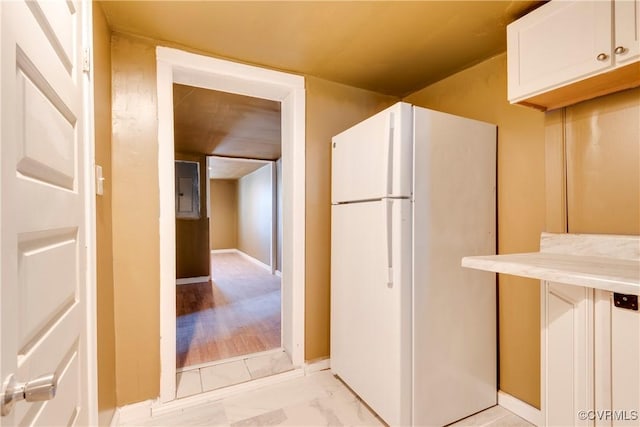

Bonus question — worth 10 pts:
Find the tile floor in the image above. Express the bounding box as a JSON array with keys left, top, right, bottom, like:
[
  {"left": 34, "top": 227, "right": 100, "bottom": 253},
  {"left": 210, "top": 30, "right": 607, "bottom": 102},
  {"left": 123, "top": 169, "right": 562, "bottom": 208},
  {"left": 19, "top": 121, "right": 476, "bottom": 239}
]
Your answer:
[
  {"left": 123, "top": 369, "right": 533, "bottom": 427},
  {"left": 176, "top": 350, "right": 294, "bottom": 398}
]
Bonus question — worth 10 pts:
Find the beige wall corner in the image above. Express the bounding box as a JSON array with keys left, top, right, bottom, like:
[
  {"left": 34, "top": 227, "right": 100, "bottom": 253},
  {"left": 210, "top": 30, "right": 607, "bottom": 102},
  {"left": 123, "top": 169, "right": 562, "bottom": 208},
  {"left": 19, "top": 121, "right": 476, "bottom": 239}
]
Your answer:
[
  {"left": 304, "top": 76, "right": 398, "bottom": 361},
  {"left": 210, "top": 179, "right": 238, "bottom": 250},
  {"left": 544, "top": 109, "right": 567, "bottom": 233},
  {"left": 404, "top": 53, "right": 546, "bottom": 408},
  {"left": 94, "top": 4, "right": 117, "bottom": 425},
  {"left": 111, "top": 33, "right": 161, "bottom": 405}
]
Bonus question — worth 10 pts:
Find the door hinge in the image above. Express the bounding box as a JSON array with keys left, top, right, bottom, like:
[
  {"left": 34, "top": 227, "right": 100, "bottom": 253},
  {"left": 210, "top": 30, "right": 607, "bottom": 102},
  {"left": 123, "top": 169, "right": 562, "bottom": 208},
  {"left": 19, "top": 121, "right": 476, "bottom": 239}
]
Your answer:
[
  {"left": 82, "top": 47, "right": 90, "bottom": 73},
  {"left": 614, "top": 293, "right": 638, "bottom": 311}
]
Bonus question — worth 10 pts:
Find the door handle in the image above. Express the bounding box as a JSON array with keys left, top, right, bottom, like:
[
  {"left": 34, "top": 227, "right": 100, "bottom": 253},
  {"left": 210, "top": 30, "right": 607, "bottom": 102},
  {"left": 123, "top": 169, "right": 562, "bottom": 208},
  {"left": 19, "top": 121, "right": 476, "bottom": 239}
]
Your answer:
[
  {"left": 385, "top": 113, "right": 395, "bottom": 196},
  {"left": 385, "top": 199, "right": 393, "bottom": 288},
  {"left": 1, "top": 372, "right": 57, "bottom": 416}
]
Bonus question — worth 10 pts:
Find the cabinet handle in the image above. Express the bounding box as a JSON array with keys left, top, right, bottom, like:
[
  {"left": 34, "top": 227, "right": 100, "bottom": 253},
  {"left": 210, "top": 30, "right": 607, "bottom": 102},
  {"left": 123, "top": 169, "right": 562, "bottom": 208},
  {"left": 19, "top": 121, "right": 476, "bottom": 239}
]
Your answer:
[
  {"left": 614, "top": 46, "right": 627, "bottom": 55},
  {"left": 596, "top": 53, "right": 609, "bottom": 61}
]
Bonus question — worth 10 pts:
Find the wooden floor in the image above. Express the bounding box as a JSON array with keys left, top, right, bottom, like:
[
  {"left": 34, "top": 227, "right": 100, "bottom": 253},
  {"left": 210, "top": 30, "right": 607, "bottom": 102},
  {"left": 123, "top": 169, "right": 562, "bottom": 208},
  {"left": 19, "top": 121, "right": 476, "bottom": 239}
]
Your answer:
[{"left": 176, "top": 252, "right": 281, "bottom": 368}]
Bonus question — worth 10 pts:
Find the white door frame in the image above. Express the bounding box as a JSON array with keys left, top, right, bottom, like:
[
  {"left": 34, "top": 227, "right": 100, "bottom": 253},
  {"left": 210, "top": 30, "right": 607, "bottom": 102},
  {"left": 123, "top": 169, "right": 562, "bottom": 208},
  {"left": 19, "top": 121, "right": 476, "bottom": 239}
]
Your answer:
[
  {"left": 83, "top": 0, "right": 99, "bottom": 422},
  {"left": 156, "top": 47, "right": 306, "bottom": 403}
]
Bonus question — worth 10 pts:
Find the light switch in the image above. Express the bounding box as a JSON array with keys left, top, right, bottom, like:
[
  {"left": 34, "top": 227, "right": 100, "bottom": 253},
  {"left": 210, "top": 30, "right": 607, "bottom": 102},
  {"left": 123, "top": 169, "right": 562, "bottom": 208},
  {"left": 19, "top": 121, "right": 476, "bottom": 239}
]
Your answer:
[{"left": 96, "top": 165, "right": 104, "bottom": 196}]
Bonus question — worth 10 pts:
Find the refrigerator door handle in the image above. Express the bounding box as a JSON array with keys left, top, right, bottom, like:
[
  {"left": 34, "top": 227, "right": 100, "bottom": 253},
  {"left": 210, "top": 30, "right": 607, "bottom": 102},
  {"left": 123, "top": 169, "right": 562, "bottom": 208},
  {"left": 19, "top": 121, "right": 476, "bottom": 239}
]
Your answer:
[
  {"left": 385, "top": 113, "right": 394, "bottom": 195},
  {"left": 385, "top": 199, "right": 393, "bottom": 288}
]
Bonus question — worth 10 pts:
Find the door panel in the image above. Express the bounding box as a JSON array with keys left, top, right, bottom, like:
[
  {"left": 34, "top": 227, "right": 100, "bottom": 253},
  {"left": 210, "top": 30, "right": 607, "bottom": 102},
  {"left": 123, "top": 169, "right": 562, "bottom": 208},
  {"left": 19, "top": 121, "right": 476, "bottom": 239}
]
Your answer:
[
  {"left": 25, "top": 0, "right": 76, "bottom": 73},
  {"left": 545, "top": 282, "right": 593, "bottom": 427},
  {"left": 18, "top": 229, "right": 78, "bottom": 350},
  {"left": 1, "top": 0, "right": 88, "bottom": 425},
  {"left": 17, "top": 67, "right": 76, "bottom": 189},
  {"left": 330, "top": 199, "right": 411, "bottom": 426}
]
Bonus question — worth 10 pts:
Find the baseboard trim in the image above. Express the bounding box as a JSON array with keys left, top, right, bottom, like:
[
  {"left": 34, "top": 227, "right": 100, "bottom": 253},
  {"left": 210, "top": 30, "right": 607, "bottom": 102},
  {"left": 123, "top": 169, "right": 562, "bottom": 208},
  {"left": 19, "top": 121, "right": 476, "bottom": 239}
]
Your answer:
[
  {"left": 151, "top": 368, "right": 305, "bottom": 417},
  {"left": 211, "top": 248, "right": 273, "bottom": 273},
  {"left": 210, "top": 249, "right": 236, "bottom": 254},
  {"left": 117, "top": 362, "right": 332, "bottom": 424},
  {"left": 275, "top": 270, "right": 282, "bottom": 277},
  {"left": 235, "top": 250, "right": 272, "bottom": 272},
  {"left": 176, "top": 276, "right": 210, "bottom": 285},
  {"left": 115, "top": 399, "right": 155, "bottom": 425},
  {"left": 498, "top": 390, "right": 542, "bottom": 426},
  {"left": 108, "top": 409, "right": 120, "bottom": 427},
  {"left": 305, "top": 357, "right": 330, "bottom": 374}
]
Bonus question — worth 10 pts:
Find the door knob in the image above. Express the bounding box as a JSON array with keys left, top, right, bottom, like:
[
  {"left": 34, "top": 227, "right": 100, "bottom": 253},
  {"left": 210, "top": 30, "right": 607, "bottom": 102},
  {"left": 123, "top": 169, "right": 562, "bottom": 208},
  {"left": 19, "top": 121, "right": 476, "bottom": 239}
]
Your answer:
[
  {"left": 1, "top": 373, "right": 57, "bottom": 416},
  {"left": 614, "top": 46, "right": 627, "bottom": 55},
  {"left": 596, "top": 53, "right": 609, "bottom": 61}
]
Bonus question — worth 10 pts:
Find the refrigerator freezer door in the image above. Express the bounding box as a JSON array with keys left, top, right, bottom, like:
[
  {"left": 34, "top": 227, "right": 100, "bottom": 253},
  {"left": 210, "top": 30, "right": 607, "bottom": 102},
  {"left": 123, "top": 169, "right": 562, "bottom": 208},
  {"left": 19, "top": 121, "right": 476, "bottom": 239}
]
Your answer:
[
  {"left": 331, "top": 198, "right": 412, "bottom": 426},
  {"left": 331, "top": 102, "right": 412, "bottom": 204}
]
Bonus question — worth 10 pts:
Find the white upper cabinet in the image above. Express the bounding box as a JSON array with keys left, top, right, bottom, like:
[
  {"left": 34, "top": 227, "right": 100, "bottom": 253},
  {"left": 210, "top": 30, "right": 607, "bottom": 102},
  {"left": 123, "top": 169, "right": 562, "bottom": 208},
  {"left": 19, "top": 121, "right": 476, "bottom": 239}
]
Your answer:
[
  {"left": 614, "top": 0, "right": 640, "bottom": 64},
  {"left": 507, "top": 0, "right": 640, "bottom": 110},
  {"left": 508, "top": 1, "right": 612, "bottom": 101}
]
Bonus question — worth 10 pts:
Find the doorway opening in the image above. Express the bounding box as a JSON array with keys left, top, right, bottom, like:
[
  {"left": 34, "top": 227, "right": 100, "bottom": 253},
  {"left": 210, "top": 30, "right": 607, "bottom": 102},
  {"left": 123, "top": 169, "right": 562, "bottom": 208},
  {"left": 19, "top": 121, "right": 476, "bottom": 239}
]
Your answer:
[
  {"left": 157, "top": 47, "right": 305, "bottom": 403},
  {"left": 176, "top": 154, "right": 290, "bottom": 397}
]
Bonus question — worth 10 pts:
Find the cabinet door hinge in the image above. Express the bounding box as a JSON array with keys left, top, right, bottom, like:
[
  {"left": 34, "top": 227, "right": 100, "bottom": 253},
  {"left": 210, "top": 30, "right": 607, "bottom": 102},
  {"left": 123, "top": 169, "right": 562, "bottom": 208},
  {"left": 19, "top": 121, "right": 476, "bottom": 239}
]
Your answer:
[
  {"left": 82, "top": 47, "right": 91, "bottom": 73},
  {"left": 614, "top": 293, "right": 638, "bottom": 311}
]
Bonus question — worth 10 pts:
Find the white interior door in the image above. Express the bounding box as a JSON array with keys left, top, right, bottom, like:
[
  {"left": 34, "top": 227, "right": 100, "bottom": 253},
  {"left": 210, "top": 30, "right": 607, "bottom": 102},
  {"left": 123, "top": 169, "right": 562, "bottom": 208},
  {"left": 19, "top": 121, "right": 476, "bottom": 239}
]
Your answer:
[{"left": 1, "top": 0, "right": 91, "bottom": 425}]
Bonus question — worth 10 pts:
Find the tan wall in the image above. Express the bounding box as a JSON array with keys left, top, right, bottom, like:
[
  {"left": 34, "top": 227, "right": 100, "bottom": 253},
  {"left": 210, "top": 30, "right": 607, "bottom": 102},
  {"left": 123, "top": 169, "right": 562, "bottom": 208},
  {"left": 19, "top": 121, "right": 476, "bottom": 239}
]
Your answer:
[
  {"left": 238, "top": 164, "right": 273, "bottom": 265},
  {"left": 175, "top": 153, "right": 210, "bottom": 278},
  {"left": 404, "top": 53, "right": 546, "bottom": 408},
  {"left": 564, "top": 88, "right": 640, "bottom": 234},
  {"left": 108, "top": 33, "right": 397, "bottom": 403},
  {"left": 305, "top": 76, "right": 398, "bottom": 360},
  {"left": 210, "top": 179, "right": 238, "bottom": 249},
  {"left": 111, "top": 34, "right": 160, "bottom": 404},
  {"left": 93, "top": 4, "right": 117, "bottom": 424}
]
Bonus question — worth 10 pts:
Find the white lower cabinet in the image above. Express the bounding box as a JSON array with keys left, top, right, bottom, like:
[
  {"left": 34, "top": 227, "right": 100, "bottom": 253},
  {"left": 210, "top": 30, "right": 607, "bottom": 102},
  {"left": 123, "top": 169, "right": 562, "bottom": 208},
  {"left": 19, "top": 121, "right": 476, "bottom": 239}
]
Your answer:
[{"left": 544, "top": 283, "right": 640, "bottom": 427}]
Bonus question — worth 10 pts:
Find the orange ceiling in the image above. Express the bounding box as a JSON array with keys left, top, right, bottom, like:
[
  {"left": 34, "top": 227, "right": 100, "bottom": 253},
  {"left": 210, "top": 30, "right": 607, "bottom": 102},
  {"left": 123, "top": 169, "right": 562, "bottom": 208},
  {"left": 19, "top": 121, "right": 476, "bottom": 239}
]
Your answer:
[{"left": 100, "top": 1, "right": 542, "bottom": 97}]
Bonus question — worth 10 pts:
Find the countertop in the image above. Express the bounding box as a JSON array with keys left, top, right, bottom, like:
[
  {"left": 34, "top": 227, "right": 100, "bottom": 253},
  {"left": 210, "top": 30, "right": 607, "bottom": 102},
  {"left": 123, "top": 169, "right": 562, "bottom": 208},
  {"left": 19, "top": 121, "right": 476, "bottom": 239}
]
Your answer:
[{"left": 462, "top": 233, "right": 640, "bottom": 295}]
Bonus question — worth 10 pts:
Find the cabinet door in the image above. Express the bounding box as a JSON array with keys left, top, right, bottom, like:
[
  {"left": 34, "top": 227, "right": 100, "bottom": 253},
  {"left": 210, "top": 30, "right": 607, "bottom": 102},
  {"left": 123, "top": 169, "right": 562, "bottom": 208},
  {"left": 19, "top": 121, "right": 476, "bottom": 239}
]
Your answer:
[
  {"left": 594, "top": 291, "right": 640, "bottom": 427},
  {"left": 614, "top": 0, "right": 640, "bottom": 64},
  {"left": 611, "top": 294, "right": 640, "bottom": 426},
  {"left": 507, "top": 1, "right": 612, "bottom": 101},
  {"left": 544, "top": 282, "right": 594, "bottom": 427}
]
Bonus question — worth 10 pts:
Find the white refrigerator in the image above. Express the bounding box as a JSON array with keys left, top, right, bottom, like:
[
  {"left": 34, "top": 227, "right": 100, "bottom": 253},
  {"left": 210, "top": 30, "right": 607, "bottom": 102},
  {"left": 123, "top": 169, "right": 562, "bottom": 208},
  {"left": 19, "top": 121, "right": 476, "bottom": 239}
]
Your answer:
[{"left": 330, "top": 102, "right": 497, "bottom": 426}]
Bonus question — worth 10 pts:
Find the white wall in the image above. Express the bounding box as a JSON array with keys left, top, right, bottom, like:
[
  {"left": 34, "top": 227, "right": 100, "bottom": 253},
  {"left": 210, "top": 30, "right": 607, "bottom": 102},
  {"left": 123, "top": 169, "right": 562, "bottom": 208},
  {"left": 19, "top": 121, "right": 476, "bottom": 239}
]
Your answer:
[{"left": 237, "top": 163, "right": 273, "bottom": 265}]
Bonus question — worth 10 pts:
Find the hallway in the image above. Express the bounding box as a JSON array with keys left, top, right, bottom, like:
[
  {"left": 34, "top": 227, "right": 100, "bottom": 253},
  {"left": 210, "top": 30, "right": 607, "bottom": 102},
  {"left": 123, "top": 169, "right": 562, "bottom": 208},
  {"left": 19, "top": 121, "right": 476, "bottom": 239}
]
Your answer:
[{"left": 177, "top": 252, "right": 281, "bottom": 367}]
